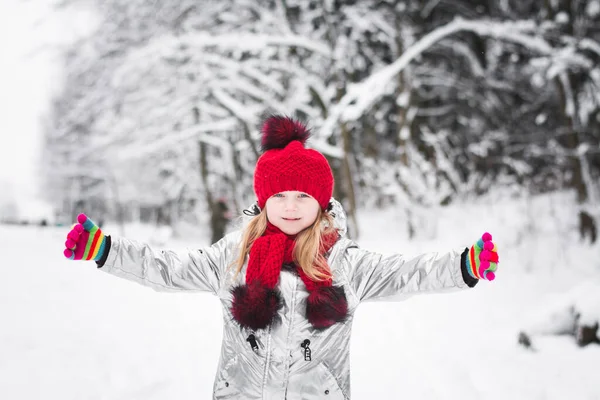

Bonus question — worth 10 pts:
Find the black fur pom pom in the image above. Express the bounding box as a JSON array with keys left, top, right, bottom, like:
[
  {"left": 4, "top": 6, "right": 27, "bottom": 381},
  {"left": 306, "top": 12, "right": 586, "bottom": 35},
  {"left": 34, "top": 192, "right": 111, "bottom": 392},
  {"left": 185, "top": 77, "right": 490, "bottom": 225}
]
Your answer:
[
  {"left": 231, "top": 281, "right": 282, "bottom": 331},
  {"left": 306, "top": 286, "right": 348, "bottom": 330}
]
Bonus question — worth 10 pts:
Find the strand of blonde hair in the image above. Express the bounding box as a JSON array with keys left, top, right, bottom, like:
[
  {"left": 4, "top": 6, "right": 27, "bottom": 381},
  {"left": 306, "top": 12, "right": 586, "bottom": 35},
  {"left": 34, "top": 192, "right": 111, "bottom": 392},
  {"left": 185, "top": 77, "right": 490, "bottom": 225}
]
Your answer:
[{"left": 231, "top": 209, "right": 337, "bottom": 282}]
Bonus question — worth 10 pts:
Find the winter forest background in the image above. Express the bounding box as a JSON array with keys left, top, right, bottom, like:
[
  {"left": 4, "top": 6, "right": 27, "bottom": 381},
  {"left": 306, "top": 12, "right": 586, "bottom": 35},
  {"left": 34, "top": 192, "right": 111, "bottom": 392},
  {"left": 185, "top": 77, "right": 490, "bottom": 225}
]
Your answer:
[
  {"left": 2, "top": 0, "right": 600, "bottom": 399},
  {"left": 37, "top": 0, "right": 600, "bottom": 244}
]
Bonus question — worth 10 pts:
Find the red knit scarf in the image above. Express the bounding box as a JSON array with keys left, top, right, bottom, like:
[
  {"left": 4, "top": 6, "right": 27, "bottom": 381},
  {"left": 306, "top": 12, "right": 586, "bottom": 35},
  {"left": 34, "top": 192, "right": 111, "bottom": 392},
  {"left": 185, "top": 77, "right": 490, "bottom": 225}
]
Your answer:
[{"left": 231, "top": 222, "right": 348, "bottom": 331}]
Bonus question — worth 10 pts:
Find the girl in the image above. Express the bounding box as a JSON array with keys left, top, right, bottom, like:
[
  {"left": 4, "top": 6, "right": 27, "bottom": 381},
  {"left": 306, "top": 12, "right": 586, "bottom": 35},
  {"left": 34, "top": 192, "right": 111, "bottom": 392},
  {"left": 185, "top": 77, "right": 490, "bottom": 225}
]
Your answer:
[{"left": 63, "top": 115, "right": 499, "bottom": 400}]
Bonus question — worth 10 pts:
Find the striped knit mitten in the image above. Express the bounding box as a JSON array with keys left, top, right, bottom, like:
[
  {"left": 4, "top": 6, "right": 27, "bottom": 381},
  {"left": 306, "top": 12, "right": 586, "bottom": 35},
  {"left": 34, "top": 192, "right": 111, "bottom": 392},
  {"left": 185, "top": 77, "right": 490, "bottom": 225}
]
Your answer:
[
  {"left": 465, "top": 232, "right": 499, "bottom": 281},
  {"left": 63, "top": 213, "right": 107, "bottom": 261}
]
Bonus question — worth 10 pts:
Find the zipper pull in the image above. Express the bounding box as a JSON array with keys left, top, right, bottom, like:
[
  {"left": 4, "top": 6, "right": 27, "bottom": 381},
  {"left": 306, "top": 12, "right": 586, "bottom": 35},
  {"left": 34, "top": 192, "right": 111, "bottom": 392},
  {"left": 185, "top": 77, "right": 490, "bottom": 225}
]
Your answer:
[
  {"left": 255, "top": 334, "right": 264, "bottom": 349},
  {"left": 301, "top": 339, "right": 311, "bottom": 361},
  {"left": 247, "top": 334, "right": 259, "bottom": 353}
]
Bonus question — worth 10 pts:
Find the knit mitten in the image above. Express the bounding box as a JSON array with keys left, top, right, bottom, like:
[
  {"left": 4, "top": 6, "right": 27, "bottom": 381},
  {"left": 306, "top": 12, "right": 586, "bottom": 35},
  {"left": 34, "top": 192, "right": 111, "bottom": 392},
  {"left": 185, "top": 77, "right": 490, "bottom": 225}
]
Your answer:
[
  {"left": 465, "top": 232, "right": 499, "bottom": 281},
  {"left": 63, "top": 213, "right": 107, "bottom": 261}
]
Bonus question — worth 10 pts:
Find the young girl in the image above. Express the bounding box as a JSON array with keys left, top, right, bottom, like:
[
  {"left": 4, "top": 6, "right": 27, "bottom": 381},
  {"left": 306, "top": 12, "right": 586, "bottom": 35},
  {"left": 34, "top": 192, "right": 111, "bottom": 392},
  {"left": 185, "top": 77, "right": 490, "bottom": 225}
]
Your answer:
[{"left": 63, "top": 115, "right": 499, "bottom": 400}]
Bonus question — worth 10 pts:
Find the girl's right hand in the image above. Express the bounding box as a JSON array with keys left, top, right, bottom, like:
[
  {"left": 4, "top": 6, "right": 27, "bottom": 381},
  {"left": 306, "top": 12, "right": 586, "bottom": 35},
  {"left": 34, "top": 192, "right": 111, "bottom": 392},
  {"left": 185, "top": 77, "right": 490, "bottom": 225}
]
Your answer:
[{"left": 63, "top": 213, "right": 108, "bottom": 261}]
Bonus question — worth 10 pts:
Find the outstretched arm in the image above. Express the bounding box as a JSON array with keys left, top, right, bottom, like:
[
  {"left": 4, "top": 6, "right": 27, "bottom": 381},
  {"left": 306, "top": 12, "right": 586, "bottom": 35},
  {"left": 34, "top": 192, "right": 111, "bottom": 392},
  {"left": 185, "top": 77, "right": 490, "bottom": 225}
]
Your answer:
[
  {"left": 63, "top": 213, "right": 240, "bottom": 295},
  {"left": 344, "top": 233, "right": 498, "bottom": 303}
]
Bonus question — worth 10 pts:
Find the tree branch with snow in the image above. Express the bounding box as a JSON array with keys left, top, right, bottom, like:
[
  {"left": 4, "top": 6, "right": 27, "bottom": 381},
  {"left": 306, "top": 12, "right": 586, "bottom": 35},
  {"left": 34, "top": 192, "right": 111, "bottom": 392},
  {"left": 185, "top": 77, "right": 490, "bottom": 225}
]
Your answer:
[{"left": 321, "top": 17, "right": 597, "bottom": 137}]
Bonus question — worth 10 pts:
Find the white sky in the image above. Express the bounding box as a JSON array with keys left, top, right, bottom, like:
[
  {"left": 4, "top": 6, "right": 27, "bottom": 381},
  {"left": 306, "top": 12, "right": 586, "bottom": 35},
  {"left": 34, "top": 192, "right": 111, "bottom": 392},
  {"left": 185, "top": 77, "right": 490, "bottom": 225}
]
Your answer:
[{"left": 0, "top": 0, "right": 93, "bottom": 214}]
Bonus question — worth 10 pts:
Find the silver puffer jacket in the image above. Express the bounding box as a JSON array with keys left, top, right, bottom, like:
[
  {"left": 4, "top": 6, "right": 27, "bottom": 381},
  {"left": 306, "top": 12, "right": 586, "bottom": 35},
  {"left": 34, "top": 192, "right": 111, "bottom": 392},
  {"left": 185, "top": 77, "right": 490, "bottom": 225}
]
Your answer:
[{"left": 99, "top": 200, "right": 472, "bottom": 399}]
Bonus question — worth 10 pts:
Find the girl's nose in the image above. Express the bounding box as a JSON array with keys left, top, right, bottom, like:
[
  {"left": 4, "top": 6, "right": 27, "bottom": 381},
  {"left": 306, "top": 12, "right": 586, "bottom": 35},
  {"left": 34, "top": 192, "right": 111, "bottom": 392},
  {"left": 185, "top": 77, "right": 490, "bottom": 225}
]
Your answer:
[{"left": 284, "top": 198, "right": 298, "bottom": 211}]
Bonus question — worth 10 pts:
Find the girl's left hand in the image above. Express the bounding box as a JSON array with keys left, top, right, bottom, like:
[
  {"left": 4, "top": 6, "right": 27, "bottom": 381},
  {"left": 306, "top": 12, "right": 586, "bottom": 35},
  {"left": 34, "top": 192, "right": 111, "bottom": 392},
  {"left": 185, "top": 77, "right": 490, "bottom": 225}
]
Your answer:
[{"left": 465, "top": 232, "right": 499, "bottom": 281}]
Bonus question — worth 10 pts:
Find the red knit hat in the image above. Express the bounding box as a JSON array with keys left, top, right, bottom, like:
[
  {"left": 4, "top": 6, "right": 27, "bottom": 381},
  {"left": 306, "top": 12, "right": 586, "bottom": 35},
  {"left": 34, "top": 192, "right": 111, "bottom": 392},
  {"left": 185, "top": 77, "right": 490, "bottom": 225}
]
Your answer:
[{"left": 254, "top": 115, "right": 334, "bottom": 209}]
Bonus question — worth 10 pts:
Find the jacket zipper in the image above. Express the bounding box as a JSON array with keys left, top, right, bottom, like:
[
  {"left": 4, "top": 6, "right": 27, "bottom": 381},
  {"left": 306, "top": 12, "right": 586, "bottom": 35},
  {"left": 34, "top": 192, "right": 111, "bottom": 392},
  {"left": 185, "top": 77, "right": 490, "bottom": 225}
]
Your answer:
[
  {"left": 282, "top": 273, "right": 299, "bottom": 388},
  {"left": 261, "top": 323, "right": 272, "bottom": 399}
]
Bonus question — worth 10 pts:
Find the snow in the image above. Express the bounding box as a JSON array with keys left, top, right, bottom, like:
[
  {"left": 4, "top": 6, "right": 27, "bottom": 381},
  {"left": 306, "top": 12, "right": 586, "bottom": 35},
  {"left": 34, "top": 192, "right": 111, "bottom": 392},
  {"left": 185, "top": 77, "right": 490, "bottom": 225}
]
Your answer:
[
  {"left": 321, "top": 18, "right": 554, "bottom": 136},
  {"left": 1, "top": 191, "right": 599, "bottom": 399},
  {"left": 555, "top": 12, "right": 570, "bottom": 24},
  {"left": 111, "top": 119, "right": 239, "bottom": 162},
  {"left": 587, "top": 0, "right": 600, "bottom": 18},
  {"left": 119, "top": 32, "right": 332, "bottom": 69},
  {"left": 535, "top": 113, "right": 547, "bottom": 125}
]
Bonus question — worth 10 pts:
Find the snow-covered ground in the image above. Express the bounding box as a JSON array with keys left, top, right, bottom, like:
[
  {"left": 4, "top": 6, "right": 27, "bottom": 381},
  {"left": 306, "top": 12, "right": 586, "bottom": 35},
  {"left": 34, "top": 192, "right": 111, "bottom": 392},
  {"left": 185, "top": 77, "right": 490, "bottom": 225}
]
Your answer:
[{"left": 1, "top": 191, "right": 599, "bottom": 399}]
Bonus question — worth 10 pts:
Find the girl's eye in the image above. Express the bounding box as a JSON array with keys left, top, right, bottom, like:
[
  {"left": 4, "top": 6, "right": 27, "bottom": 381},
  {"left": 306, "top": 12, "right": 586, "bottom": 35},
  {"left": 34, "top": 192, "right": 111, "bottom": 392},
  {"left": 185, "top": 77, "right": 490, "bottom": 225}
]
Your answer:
[
  {"left": 273, "top": 193, "right": 284, "bottom": 198},
  {"left": 299, "top": 193, "right": 310, "bottom": 198}
]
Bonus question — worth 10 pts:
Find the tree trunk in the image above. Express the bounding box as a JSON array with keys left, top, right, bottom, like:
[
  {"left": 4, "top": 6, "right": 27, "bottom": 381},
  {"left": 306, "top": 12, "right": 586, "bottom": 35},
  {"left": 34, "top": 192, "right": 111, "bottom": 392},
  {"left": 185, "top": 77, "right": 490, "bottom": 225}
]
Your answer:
[
  {"left": 579, "top": 211, "right": 597, "bottom": 244},
  {"left": 393, "top": 17, "right": 417, "bottom": 239},
  {"left": 198, "top": 139, "right": 218, "bottom": 241},
  {"left": 340, "top": 121, "right": 359, "bottom": 239},
  {"left": 228, "top": 138, "right": 242, "bottom": 215},
  {"left": 555, "top": 74, "right": 597, "bottom": 243},
  {"left": 210, "top": 198, "right": 230, "bottom": 244},
  {"left": 195, "top": 106, "right": 219, "bottom": 243}
]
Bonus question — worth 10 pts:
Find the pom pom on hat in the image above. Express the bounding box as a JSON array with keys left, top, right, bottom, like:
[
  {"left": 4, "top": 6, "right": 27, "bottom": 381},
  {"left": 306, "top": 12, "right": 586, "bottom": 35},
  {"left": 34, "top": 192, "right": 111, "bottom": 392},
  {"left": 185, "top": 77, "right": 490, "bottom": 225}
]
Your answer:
[
  {"left": 253, "top": 115, "right": 334, "bottom": 210},
  {"left": 261, "top": 115, "right": 310, "bottom": 151}
]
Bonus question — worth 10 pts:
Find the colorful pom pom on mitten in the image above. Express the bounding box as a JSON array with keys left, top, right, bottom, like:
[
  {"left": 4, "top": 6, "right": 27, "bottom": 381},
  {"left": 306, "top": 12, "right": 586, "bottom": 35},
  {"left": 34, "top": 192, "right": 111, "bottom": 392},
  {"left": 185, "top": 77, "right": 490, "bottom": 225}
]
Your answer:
[
  {"left": 63, "top": 213, "right": 107, "bottom": 261},
  {"left": 465, "top": 232, "right": 499, "bottom": 281}
]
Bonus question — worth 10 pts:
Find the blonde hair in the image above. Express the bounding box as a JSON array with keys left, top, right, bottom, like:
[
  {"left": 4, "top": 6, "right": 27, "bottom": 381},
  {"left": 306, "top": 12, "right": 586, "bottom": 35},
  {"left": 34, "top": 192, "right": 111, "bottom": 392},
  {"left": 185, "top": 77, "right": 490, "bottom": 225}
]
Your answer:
[{"left": 232, "top": 208, "right": 337, "bottom": 282}]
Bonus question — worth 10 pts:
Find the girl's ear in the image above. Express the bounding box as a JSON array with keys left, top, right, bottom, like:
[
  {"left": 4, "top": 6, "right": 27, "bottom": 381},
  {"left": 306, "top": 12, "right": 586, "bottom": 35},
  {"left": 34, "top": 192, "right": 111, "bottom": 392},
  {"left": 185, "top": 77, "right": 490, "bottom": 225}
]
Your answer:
[{"left": 243, "top": 202, "right": 262, "bottom": 216}]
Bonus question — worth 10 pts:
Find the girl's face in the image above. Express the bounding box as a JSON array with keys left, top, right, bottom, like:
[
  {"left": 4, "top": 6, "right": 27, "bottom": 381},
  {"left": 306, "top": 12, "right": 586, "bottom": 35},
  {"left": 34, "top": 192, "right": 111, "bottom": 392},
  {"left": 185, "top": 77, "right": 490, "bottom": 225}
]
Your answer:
[{"left": 265, "top": 191, "right": 320, "bottom": 235}]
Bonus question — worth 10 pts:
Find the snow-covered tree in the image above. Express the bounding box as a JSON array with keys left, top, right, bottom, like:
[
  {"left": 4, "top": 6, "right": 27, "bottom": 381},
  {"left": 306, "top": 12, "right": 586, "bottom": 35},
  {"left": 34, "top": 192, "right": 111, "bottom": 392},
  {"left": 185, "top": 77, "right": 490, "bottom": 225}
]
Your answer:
[{"left": 42, "top": 0, "right": 600, "bottom": 242}]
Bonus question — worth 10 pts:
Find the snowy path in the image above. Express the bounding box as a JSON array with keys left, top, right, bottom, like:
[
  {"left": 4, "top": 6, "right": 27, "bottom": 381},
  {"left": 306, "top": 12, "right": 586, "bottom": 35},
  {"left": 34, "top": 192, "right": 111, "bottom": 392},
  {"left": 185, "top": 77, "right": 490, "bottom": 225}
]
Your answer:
[{"left": 1, "top": 200, "right": 599, "bottom": 399}]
